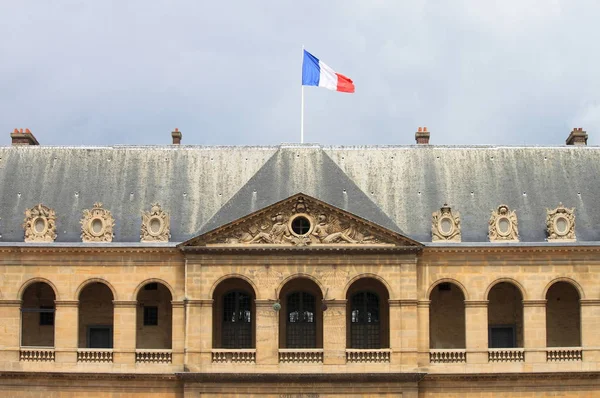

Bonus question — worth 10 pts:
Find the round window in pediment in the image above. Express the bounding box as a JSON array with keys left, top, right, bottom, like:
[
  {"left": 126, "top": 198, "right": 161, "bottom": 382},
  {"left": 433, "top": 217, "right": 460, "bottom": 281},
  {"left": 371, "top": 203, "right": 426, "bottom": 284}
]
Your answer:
[
  {"left": 496, "top": 216, "right": 511, "bottom": 237},
  {"left": 90, "top": 218, "right": 105, "bottom": 237},
  {"left": 149, "top": 216, "right": 163, "bottom": 236},
  {"left": 33, "top": 217, "right": 47, "bottom": 235},
  {"left": 290, "top": 214, "right": 312, "bottom": 236},
  {"left": 554, "top": 215, "right": 570, "bottom": 236},
  {"left": 438, "top": 216, "right": 454, "bottom": 236}
]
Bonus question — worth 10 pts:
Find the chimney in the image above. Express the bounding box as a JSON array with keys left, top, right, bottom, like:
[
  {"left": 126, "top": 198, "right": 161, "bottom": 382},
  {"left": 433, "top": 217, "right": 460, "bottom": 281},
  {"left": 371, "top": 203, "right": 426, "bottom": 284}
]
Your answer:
[
  {"left": 566, "top": 127, "right": 588, "bottom": 146},
  {"left": 171, "top": 128, "right": 182, "bottom": 145},
  {"left": 10, "top": 128, "right": 39, "bottom": 146},
  {"left": 415, "top": 126, "right": 430, "bottom": 145}
]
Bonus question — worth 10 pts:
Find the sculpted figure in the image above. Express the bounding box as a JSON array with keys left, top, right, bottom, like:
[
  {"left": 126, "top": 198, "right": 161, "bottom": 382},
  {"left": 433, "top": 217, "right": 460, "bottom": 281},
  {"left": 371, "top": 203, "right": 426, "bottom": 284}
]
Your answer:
[
  {"left": 249, "top": 212, "right": 291, "bottom": 244},
  {"left": 312, "top": 214, "right": 357, "bottom": 244}
]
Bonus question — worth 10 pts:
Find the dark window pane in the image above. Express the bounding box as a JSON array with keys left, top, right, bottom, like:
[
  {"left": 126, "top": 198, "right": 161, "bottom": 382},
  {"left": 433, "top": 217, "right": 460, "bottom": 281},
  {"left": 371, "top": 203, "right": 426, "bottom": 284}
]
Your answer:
[
  {"left": 350, "top": 291, "right": 380, "bottom": 349},
  {"left": 144, "top": 283, "right": 158, "bottom": 290},
  {"left": 39, "top": 306, "right": 54, "bottom": 326},
  {"left": 222, "top": 291, "right": 252, "bottom": 348},
  {"left": 286, "top": 292, "right": 316, "bottom": 348},
  {"left": 144, "top": 306, "right": 158, "bottom": 326},
  {"left": 490, "top": 326, "right": 515, "bottom": 348}
]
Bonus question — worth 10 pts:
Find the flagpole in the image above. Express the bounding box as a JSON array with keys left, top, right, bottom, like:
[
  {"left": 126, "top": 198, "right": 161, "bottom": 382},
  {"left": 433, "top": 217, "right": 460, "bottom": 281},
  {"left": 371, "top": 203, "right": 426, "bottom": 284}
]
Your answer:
[{"left": 301, "top": 45, "right": 305, "bottom": 144}]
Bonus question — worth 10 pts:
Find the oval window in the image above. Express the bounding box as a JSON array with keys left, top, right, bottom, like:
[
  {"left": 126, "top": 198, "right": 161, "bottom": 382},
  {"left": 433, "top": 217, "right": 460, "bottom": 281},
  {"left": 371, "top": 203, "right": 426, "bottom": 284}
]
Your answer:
[
  {"left": 149, "top": 217, "right": 162, "bottom": 234},
  {"left": 91, "top": 219, "right": 104, "bottom": 235},
  {"left": 555, "top": 216, "right": 569, "bottom": 235},
  {"left": 439, "top": 217, "right": 453, "bottom": 235},
  {"left": 497, "top": 217, "right": 511, "bottom": 235},
  {"left": 291, "top": 216, "right": 311, "bottom": 236},
  {"left": 34, "top": 218, "right": 46, "bottom": 234}
]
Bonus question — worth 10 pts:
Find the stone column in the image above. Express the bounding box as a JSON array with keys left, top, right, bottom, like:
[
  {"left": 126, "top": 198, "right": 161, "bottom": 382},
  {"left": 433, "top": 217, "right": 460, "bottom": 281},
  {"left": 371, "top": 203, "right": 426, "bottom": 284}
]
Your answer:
[
  {"left": 113, "top": 300, "right": 137, "bottom": 364},
  {"left": 416, "top": 300, "right": 430, "bottom": 367},
  {"left": 255, "top": 299, "right": 278, "bottom": 365},
  {"left": 0, "top": 300, "right": 21, "bottom": 363},
  {"left": 465, "top": 300, "right": 488, "bottom": 364},
  {"left": 581, "top": 299, "right": 600, "bottom": 362},
  {"left": 523, "top": 299, "right": 546, "bottom": 363},
  {"left": 186, "top": 299, "right": 212, "bottom": 368},
  {"left": 323, "top": 299, "right": 346, "bottom": 365},
  {"left": 54, "top": 300, "right": 79, "bottom": 363},
  {"left": 171, "top": 301, "right": 185, "bottom": 366}
]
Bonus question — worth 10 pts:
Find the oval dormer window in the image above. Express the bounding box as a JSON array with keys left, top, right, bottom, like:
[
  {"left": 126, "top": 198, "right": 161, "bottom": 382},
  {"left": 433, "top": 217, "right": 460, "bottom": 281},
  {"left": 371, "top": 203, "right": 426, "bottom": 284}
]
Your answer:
[
  {"left": 438, "top": 217, "right": 454, "bottom": 236},
  {"left": 291, "top": 215, "right": 311, "bottom": 236},
  {"left": 33, "top": 217, "right": 47, "bottom": 234},
  {"left": 496, "top": 217, "right": 511, "bottom": 236},
  {"left": 90, "top": 218, "right": 104, "bottom": 236},
  {"left": 554, "top": 215, "right": 569, "bottom": 236}
]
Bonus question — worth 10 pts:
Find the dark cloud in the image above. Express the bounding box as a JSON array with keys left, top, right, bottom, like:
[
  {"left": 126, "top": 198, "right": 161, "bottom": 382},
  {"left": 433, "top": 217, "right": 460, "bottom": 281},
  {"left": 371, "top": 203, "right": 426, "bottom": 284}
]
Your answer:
[{"left": 1, "top": 1, "right": 599, "bottom": 146}]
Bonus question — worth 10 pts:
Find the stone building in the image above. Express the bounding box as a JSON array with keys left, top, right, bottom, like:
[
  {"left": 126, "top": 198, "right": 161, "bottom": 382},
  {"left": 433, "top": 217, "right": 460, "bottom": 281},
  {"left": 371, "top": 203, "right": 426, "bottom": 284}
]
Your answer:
[{"left": 0, "top": 127, "right": 599, "bottom": 397}]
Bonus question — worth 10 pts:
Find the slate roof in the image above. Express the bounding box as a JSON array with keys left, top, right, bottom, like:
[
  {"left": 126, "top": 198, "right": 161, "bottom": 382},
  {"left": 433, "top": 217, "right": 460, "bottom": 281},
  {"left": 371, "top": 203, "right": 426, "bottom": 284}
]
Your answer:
[{"left": 0, "top": 143, "right": 599, "bottom": 243}]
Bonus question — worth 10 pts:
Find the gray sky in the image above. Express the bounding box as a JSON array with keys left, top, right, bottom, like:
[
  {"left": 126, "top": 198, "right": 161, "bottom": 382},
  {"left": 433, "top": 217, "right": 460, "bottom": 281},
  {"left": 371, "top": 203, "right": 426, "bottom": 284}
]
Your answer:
[{"left": 1, "top": 1, "right": 599, "bottom": 147}]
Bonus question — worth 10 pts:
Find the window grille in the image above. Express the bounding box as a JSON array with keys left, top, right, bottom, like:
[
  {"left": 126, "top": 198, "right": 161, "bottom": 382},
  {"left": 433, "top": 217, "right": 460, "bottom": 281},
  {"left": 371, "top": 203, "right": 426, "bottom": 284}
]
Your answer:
[
  {"left": 222, "top": 291, "right": 252, "bottom": 348},
  {"left": 350, "top": 292, "right": 380, "bottom": 349},
  {"left": 286, "top": 291, "right": 316, "bottom": 348}
]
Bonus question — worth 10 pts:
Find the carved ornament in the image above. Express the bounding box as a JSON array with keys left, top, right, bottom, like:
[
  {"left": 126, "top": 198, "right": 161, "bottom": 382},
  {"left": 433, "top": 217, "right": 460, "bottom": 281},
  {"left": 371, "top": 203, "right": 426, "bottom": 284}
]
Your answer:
[
  {"left": 141, "top": 203, "right": 170, "bottom": 242},
  {"left": 546, "top": 203, "right": 576, "bottom": 241},
  {"left": 431, "top": 204, "right": 461, "bottom": 242},
  {"left": 80, "top": 203, "right": 115, "bottom": 243},
  {"left": 190, "top": 194, "right": 415, "bottom": 247},
  {"left": 489, "top": 204, "right": 519, "bottom": 242},
  {"left": 23, "top": 204, "right": 57, "bottom": 242}
]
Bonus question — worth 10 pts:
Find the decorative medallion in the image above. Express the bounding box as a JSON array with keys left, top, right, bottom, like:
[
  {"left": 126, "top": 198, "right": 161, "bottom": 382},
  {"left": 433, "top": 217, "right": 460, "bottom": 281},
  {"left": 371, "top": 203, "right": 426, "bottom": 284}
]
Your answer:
[
  {"left": 489, "top": 204, "right": 519, "bottom": 242},
  {"left": 546, "top": 203, "right": 576, "bottom": 241},
  {"left": 23, "top": 204, "right": 57, "bottom": 242},
  {"left": 182, "top": 194, "right": 420, "bottom": 247},
  {"left": 80, "top": 202, "right": 115, "bottom": 243},
  {"left": 431, "top": 204, "right": 461, "bottom": 242},
  {"left": 141, "top": 203, "right": 170, "bottom": 242}
]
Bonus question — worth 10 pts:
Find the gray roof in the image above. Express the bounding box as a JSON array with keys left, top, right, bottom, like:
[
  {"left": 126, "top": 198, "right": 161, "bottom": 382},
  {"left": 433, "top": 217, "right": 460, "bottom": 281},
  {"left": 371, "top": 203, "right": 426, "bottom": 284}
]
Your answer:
[{"left": 1, "top": 143, "right": 599, "bottom": 243}]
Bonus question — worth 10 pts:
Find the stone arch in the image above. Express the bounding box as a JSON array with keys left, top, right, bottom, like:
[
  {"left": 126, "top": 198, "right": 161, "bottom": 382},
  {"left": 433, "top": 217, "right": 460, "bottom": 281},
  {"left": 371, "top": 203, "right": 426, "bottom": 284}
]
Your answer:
[
  {"left": 132, "top": 278, "right": 176, "bottom": 301},
  {"left": 212, "top": 276, "right": 257, "bottom": 349},
  {"left": 75, "top": 278, "right": 118, "bottom": 301},
  {"left": 209, "top": 273, "right": 260, "bottom": 300},
  {"left": 542, "top": 277, "right": 585, "bottom": 300},
  {"left": 18, "top": 277, "right": 60, "bottom": 301},
  {"left": 427, "top": 278, "right": 470, "bottom": 301},
  {"left": 343, "top": 273, "right": 393, "bottom": 299},
  {"left": 484, "top": 277, "right": 528, "bottom": 301},
  {"left": 276, "top": 273, "right": 326, "bottom": 299},
  {"left": 345, "top": 276, "right": 390, "bottom": 349}
]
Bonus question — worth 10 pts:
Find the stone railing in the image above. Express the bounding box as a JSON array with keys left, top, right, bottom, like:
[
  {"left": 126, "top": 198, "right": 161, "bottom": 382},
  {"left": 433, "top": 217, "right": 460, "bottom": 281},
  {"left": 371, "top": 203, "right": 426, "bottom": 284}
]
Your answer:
[
  {"left": 346, "top": 349, "right": 391, "bottom": 363},
  {"left": 429, "top": 349, "right": 467, "bottom": 364},
  {"left": 212, "top": 349, "right": 256, "bottom": 364},
  {"left": 19, "top": 348, "right": 55, "bottom": 362},
  {"left": 488, "top": 348, "right": 525, "bottom": 362},
  {"left": 279, "top": 349, "right": 323, "bottom": 364},
  {"left": 77, "top": 349, "right": 113, "bottom": 363},
  {"left": 547, "top": 347, "right": 583, "bottom": 362},
  {"left": 135, "top": 349, "right": 172, "bottom": 364}
]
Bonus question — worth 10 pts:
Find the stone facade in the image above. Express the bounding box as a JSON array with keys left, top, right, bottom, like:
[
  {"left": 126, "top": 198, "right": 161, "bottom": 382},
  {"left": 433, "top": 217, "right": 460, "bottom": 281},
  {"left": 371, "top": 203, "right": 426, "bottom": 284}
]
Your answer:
[{"left": 1, "top": 142, "right": 600, "bottom": 396}]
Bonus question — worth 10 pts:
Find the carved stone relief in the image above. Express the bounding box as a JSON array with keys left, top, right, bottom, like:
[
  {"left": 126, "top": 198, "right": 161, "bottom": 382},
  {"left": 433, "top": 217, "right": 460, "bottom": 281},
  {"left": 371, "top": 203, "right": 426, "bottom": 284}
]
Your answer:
[
  {"left": 209, "top": 196, "right": 391, "bottom": 246},
  {"left": 489, "top": 204, "right": 519, "bottom": 242},
  {"left": 245, "top": 267, "right": 284, "bottom": 290},
  {"left": 546, "top": 203, "right": 576, "bottom": 241},
  {"left": 315, "top": 267, "right": 350, "bottom": 288},
  {"left": 23, "top": 204, "right": 57, "bottom": 242},
  {"left": 431, "top": 204, "right": 461, "bottom": 242},
  {"left": 141, "top": 203, "right": 170, "bottom": 242},
  {"left": 80, "top": 203, "right": 115, "bottom": 243}
]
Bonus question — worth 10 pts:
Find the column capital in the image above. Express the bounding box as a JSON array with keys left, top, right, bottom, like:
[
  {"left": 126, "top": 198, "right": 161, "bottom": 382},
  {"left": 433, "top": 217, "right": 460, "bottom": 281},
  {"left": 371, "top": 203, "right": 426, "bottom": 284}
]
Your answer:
[
  {"left": 464, "top": 300, "right": 488, "bottom": 308},
  {"left": 580, "top": 299, "right": 600, "bottom": 306},
  {"left": 171, "top": 300, "right": 185, "bottom": 308},
  {"left": 255, "top": 299, "right": 277, "bottom": 308},
  {"left": 389, "top": 299, "right": 419, "bottom": 307},
  {"left": 0, "top": 299, "right": 22, "bottom": 307},
  {"left": 54, "top": 300, "right": 79, "bottom": 308},
  {"left": 522, "top": 299, "right": 547, "bottom": 307},
  {"left": 113, "top": 300, "right": 137, "bottom": 308},
  {"left": 186, "top": 299, "right": 213, "bottom": 307},
  {"left": 323, "top": 299, "right": 346, "bottom": 307}
]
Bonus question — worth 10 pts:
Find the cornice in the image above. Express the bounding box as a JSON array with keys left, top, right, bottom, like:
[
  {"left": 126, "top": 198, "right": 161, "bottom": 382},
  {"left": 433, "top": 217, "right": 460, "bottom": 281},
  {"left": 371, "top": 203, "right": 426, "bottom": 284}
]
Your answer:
[
  {"left": 580, "top": 299, "right": 600, "bottom": 306},
  {"left": 522, "top": 299, "right": 547, "bottom": 307},
  {"left": 0, "top": 371, "right": 177, "bottom": 382},
  {"left": 0, "top": 244, "right": 179, "bottom": 255},
  {"left": 0, "top": 300, "right": 22, "bottom": 307},
  {"left": 54, "top": 300, "right": 79, "bottom": 307},
  {"left": 464, "top": 300, "right": 489, "bottom": 308},
  {"left": 389, "top": 299, "right": 419, "bottom": 307},
  {"left": 177, "top": 372, "right": 426, "bottom": 383},
  {"left": 422, "top": 371, "right": 600, "bottom": 383},
  {"left": 323, "top": 299, "right": 347, "bottom": 306},
  {"left": 424, "top": 243, "right": 600, "bottom": 254},
  {"left": 186, "top": 299, "right": 213, "bottom": 307},
  {"left": 171, "top": 300, "right": 185, "bottom": 308},
  {"left": 112, "top": 300, "right": 137, "bottom": 308},
  {"left": 181, "top": 245, "right": 422, "bottom": 254}
]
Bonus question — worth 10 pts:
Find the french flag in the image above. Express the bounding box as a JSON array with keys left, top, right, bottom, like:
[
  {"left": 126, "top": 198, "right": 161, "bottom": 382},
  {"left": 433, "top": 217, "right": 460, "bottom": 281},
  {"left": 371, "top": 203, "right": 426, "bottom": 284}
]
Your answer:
[{"left": 302, "top": 50, "right": 355, "bottom": 93}]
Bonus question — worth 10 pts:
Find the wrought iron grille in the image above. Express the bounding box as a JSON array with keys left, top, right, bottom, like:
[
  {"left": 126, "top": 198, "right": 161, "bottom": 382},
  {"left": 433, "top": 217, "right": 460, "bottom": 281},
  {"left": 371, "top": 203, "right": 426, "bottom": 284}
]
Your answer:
[
  {"left": 350, "top": 291, "right": 380, "bottom": 349},
  {"left": 222, "top": 290, "right": 252, "bottom": 348},
  {"left": 286, "top": 292, "right": 316, "bottom": 348}
]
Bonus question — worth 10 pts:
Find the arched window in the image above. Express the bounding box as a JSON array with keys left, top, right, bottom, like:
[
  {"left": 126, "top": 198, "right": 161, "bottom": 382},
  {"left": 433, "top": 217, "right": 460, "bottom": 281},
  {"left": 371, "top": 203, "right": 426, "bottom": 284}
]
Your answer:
[
  {"left": 546, "top": 281, "right": 581, "bottom": 347},
  {"left": 429, "top": 282, "right": 466, "bottom": 349},
  {"left": 350, "top": 291, "right": 380, "bottom": 349},
  {"left": 222, "top": 290, "right": 252, "bottom": 349},
  {"left": 487, "top": 282, "right": 523, "bottom": 348},
  {"left": 78, "top": 282, "right": 114, "bottom": 348},
  {"left": 136, "top": 282, "right": 173, "bottom": 349},
  {"left": 286, "top": 291, "right": 316, "bottom": 348},
  {"left": 21, "top": 282, "right": 56, "bottom": 347}
]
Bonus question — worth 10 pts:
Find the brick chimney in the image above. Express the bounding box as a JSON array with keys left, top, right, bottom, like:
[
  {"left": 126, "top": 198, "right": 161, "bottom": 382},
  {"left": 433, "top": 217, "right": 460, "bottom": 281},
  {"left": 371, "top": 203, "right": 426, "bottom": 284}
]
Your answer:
[
  {"left": 566, "top": 127, "right": 588, "bottom": 146},
  {"left": 415, "top": 126, "right": 430, "bottom": 144},
  {"left": 10, "top": 128, "right": 39, "bottom": 146},
  {"left": 171, "top": 128, "right": 182, "bottom": 145}
]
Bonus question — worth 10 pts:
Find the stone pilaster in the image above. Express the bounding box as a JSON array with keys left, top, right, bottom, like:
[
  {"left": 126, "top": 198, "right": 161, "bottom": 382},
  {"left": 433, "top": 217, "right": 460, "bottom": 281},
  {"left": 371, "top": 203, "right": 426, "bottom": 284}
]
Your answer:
[
  {"left": 255, "top": 299, "right": 278, "bottom": 365},
  {"left": 581, "top": 299, "right": 600, "bottom": 361},
  {"left": 465, "top": 300, "right": 488, "bottom": 364},
  {"left": 523, "top": 299, "right": 547, "bottom": 363},
  {"left": 0, "top": 300, "right": 21, "bottom": 363},
  {"left": 416, "top": 300, "right": 430, "bottom": 366},
  {"left": 186, "top": 299, "right": 213, "bottom": 367},
  {"left": 323, "top": 299, "right": 346, "bottom": 365},
  {"left": 54, "top": 300, "right": 79, "bottom": 363},
  {"left": 113, "top": 300, "right": 137, "bottom": 364},
  {"left": 171, "top": 300, "right": 185, "bottom": 365}
]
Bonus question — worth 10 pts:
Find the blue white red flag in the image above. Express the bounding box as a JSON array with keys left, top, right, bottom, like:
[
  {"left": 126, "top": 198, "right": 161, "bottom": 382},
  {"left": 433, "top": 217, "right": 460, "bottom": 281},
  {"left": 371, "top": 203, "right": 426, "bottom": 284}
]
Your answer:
[{"left": 302, "top": 50, "right": 355, "bottom": 93}]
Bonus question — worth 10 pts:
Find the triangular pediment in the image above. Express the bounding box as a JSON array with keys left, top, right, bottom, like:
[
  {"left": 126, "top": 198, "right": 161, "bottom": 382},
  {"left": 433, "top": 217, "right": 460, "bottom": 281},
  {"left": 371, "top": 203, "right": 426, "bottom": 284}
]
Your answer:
[{"left": 179, "top": 193, "right": 423, "bottom": 248}]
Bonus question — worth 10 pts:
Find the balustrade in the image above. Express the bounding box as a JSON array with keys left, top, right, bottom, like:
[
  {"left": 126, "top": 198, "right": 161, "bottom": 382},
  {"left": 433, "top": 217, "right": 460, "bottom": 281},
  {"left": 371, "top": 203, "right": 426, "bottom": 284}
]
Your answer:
[
  {"left": 135, "top": 349, "right": 172, "bottom": 364},
  {"left": 77, "top": 349, "right": 113, "bottom": 363},
  {"left": 19, "top": 348, "right": 55, "bottom": 362},
  {"left": 547, "top": 348, "right": 582, "bottom": 362},
  {"left": 488, "top": 348, "right": 524, "bottom": 362},
  {"left": 346, "top": 349, "right": 391, "bottom": 363},
  {"left": 279, "top": 349, "right": 323, "bottom": 364},
  {"left": 429, "top": 349, "right": 467, "bottom": 364},
  {"left": 212, "top": 349, "right": 256, "bottom": 364}
]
